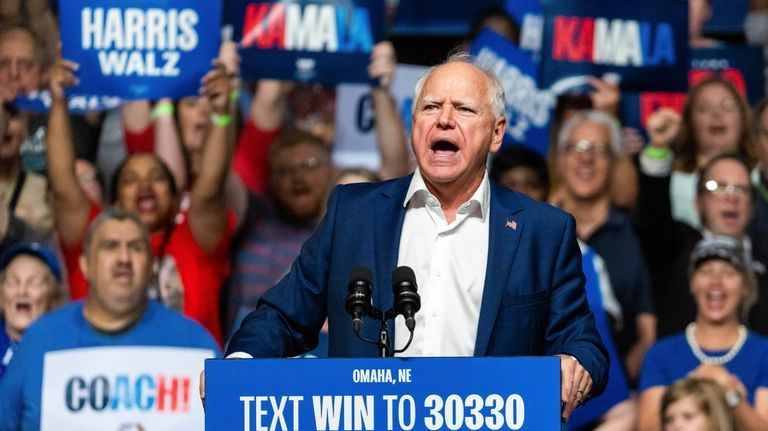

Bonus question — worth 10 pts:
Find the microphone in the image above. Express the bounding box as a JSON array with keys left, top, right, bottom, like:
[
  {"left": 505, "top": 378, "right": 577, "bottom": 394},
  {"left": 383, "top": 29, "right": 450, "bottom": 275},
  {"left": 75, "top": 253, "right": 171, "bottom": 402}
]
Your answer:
[
  {"left": 345, "top": 266, "right": 373, "bottom": 333},
  {"left": 392, "top": 266, "right": 421, "bottom": 332}
]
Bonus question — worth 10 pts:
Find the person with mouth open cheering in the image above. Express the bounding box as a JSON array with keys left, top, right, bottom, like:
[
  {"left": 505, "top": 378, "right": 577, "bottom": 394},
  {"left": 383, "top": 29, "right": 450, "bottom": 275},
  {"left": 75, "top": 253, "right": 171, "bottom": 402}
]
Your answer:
[{"left": 637, "top": 235, "right": 768, "bottom": 431}]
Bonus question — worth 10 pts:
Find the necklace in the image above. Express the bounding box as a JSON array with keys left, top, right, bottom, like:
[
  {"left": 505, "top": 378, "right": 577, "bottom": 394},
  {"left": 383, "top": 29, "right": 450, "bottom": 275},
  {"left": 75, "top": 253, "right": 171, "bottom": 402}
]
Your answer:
[{"left": 685, "top": 323, "right": 747, "bottom": 365}]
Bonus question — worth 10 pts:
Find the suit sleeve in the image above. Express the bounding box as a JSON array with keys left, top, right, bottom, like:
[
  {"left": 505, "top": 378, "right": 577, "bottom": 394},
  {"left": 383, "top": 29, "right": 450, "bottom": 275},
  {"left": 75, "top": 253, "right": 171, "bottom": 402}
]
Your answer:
[
  {"left": 547, "top": 214, "right": 610, "bottom": 397},
  {"left": 225, "top": 188, "right": 341, "bottom": 357}
]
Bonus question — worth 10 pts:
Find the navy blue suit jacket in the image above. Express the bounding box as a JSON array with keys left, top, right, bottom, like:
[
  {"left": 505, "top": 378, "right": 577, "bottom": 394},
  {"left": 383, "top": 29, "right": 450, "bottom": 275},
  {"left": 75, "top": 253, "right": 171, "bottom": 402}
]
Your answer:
[{"left": 227, "top": 175, "right": 609, "bottom": 395}]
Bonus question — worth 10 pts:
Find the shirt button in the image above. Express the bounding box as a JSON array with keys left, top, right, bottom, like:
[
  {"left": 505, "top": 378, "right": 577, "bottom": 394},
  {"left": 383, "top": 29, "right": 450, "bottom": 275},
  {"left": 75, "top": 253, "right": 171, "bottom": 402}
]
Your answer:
[{"left": 432, "top": 311, "right": 438, "bottom": 317}]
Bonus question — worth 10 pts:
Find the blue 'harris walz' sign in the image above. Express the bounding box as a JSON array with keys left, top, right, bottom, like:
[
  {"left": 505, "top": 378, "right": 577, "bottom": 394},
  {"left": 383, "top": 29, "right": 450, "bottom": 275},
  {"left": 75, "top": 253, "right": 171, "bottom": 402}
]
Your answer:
[
  {"left": 58, "top": 0, "right": 222, "bottom": 99},
  {"left": 224, "top": 0, "right": 385, "bottom": 84}
]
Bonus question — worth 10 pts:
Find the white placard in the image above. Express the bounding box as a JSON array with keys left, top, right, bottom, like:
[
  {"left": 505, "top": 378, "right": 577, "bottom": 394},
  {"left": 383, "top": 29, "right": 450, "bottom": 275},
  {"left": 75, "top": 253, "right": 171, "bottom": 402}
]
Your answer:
[
  {"left": 333, "top": 64, "right": 426, "bottom": 170},
  {"left": 41, "top": 346, "right": 214, "bottom": 431}
]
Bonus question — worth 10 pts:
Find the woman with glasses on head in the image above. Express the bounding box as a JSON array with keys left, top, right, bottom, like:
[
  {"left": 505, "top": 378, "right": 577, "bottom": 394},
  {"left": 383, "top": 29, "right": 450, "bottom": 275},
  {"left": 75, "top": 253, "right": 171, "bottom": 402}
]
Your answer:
[{"left": 637, "top": 235, "right": 768, "bottom": 431}]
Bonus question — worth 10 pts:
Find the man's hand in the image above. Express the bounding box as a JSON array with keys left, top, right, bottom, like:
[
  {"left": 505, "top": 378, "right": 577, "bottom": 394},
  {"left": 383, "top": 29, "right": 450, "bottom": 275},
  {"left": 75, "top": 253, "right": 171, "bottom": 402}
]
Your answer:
[
  {"left": 200, "top": 60, "right": 230, "bottom": 115},
  {"left": 558, "top": 354, "right": 593, "bottom": 422},
  {"left": 48, "top": 58, "right": 79, "bottom": 101},
  {"left": 646, "top": 108, "right": 681, "bottom": 149},
  {"left": 368, "top": 41, "right": 397, "bottom": 89},
  {"left": 587, "top": 75, "right": 620, "bottom": 117},
  {"left": 199, "top": 369, "right": 206, "bottom": 409}
]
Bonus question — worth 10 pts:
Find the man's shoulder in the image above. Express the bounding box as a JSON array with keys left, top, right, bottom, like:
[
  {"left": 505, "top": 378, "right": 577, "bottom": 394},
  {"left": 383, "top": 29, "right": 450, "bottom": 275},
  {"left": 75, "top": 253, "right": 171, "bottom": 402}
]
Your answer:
[
  {"left": 335, "top": 176, "right": 411, "bottom": 198},
  {"left": 143, "top": 302, "right": 220, "bottom": 350}
]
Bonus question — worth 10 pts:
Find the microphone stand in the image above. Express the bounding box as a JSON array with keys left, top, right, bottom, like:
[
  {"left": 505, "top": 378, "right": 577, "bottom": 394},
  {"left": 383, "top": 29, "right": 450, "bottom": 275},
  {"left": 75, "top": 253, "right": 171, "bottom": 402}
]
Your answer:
[{"left": 353, "top": 306, "right": 414, "bottom": 357}]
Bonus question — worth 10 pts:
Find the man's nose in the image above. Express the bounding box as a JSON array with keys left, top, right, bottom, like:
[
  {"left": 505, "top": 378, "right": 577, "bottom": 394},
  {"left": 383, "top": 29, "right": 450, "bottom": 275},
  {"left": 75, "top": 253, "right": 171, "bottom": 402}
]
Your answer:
[
  {"left": 9, "top": 61, "right": 20, "bottom": 79},
  {"left": 437, "top": 106, "right": 455, "bottom": 128},
  {"left": 117, "top": 245, "right": 132, "bottom": 262}
]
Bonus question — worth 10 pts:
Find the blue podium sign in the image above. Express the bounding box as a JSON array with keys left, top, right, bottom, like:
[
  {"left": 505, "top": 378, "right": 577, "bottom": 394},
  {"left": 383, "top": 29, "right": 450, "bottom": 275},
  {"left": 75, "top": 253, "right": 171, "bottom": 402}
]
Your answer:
[{"left": 205, "top": 356, "right": 560, "bottom": 430}]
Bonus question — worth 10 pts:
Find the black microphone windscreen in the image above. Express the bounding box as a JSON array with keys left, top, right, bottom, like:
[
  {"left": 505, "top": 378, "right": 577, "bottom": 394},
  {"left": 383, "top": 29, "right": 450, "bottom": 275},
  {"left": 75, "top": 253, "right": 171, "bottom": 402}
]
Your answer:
[
  {"left": 392, "top": 266, "right": 416, "bottom": 286},
  {"left": 350, "top": 266, "right": 373, "bottom": 284}
]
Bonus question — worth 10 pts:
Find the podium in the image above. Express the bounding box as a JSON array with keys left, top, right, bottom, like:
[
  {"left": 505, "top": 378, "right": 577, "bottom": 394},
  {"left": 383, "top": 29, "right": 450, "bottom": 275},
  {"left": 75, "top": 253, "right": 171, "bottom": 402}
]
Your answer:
[{"left": 205, "top": 356, "right": 560, "bottom": 430}]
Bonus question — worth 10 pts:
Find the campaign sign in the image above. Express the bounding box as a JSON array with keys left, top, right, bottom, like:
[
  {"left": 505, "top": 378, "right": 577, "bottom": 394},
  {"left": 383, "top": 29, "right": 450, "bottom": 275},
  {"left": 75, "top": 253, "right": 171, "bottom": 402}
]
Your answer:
[
  {"left": 205, "top": 356, "right": 560, "bottom": 430},
  {"left": 333, "top": 64, "right": 423, "bottom": 170},
  {"left": 224, "top": 0, "right": 384, "bottom": 84},
  {"left": 40, "top": 346, "right": 215, "bottom": 431},
  {"left": 14, "top": 90, "right": 123, "bottom": 114},
  {"left": 690, "top": 46, "right": 766, "bottom": 105},
  {"left": 540, "top": 0, "right": 688, "bottom": 92},
  {"left": 470, "top": 29, "right": 554, "bottom": 154},
  {"left": 621, "top": 46, "right": 765, "bottom": 131},
  {"left": 58, "top": 0, "right": 221, "bottom": 99}
]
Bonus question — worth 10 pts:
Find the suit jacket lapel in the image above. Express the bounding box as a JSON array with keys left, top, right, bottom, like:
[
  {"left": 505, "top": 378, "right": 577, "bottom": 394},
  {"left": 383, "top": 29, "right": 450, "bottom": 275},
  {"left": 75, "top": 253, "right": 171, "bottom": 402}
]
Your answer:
[
  {"left": 373, "top": 176, "right": 411, "bottom": 317},
  {"left": 474, "top": 182, "right": 525, "bottom": 355}
]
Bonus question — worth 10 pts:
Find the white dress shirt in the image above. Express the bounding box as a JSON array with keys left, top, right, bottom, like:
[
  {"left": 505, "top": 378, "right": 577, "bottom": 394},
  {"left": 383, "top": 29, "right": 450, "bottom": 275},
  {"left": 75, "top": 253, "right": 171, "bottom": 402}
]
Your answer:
[{"left": 394, "top": 168, "right": 490, "bottom": 357}]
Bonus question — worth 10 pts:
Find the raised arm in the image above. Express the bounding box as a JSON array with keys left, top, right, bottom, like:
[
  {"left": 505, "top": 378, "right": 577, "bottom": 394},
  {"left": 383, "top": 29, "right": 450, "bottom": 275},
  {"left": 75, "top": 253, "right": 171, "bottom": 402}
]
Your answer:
[
  {"left": 186, "top": 60, "right": 234, "bottom": 252},
  {"left": 369, "top": 41, "right": 411, "bottom": 179},
  {"left": 46, "top": 58, "right": 92, "bottom": 248}
]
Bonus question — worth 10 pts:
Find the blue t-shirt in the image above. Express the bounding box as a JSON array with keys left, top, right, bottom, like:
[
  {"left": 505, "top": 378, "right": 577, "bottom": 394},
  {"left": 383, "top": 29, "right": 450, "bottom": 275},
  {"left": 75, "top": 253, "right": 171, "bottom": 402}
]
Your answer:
[
  {"left": 639, "top": 331, "right": 768, "bottom": 405},
  {"left": 0, "top": 319, "right": 18, "bottom": 380},
  {"left": 0, "top": 301, "right": 220, "bottom": 431}
]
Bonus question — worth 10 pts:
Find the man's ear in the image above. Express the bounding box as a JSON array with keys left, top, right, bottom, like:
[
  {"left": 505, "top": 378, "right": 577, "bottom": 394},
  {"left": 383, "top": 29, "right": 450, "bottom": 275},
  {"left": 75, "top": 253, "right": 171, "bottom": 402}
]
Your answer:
[{"left": 490, "top": 116, "right": 507, "bottom": 153}]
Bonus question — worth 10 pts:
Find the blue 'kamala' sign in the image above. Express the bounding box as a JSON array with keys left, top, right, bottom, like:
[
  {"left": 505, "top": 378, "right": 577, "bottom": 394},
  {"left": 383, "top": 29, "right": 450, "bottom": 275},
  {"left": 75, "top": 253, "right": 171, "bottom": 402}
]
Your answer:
[
  {"left": 539, "top": 0, "right": 689, "bottom": 93},
  {"left": 205, "top": 356, "right": 560, "bottom": 430},
  {"left": 58, "top": 0, "right": 221, "bottom": 99},
  {"left": 224, "top": 0, "right": 384, "bottom": 84}
]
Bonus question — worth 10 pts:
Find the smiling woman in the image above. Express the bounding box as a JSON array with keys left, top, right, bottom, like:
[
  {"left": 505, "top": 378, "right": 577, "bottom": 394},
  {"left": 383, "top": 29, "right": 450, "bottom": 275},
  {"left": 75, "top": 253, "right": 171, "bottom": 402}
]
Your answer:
[
  {"left": 0, "top": 241, "right": 60, "bottom": 379},
  {"left": 637, "top": 235, "right": 768, "bottom": 431}
]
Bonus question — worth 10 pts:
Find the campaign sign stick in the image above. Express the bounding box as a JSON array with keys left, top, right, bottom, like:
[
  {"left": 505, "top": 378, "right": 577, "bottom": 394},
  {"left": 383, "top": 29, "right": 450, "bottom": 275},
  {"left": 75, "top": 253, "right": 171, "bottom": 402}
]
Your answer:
[
  {"left": 205, "top": 356, "right": 560, "bottom": 430},
  {"left": 224, "top": 0, "right": 384, "bottom": 84},
  {"left": 58, "top": 0, "right": 221, "bottom": 99}
]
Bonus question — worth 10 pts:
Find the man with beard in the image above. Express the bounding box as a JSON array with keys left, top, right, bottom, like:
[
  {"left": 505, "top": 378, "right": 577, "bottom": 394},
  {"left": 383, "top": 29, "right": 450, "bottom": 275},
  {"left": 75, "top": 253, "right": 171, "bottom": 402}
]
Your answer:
[{"left": 225, "top": 130, "right": 334, "bottom": 337}]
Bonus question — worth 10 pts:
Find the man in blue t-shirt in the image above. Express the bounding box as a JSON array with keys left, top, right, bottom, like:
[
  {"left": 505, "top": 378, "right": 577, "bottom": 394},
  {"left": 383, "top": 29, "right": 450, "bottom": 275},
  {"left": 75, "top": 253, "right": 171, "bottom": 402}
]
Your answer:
[{"left": 0, "top": 207, "right": 220, "bottom": 431}]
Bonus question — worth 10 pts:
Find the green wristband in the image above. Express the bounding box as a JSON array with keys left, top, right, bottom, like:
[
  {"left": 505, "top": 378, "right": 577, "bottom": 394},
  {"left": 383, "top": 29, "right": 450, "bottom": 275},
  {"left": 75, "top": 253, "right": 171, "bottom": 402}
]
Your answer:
[
  {"left": 644, "top": 146, "right": 670, "bottom": 160},
  {"left": 151, "top": 101, "right": 174, "bottom": 121},
  {"left": 211, "top": 112, "right": 232, "bottom": 127}
]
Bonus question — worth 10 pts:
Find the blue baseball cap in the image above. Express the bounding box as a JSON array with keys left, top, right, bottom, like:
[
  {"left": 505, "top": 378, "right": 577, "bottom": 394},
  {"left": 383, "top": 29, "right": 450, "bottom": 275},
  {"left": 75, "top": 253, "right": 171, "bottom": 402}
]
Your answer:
[{"left": 0, "top": 242, "right": 62, "bottom": 283}]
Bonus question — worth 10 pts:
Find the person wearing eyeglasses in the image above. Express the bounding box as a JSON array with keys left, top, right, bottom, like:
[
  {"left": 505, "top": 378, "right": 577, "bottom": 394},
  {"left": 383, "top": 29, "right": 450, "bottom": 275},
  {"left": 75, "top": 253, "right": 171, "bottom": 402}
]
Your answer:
[
  {"left": 641, "top": 77, "right": 756, "bottom": 231},
  {"left": 636, "top": 151, "right": 768, "bottom": 338},
  {"left": 554, "top": 110, "right": 656, "bottom": 429}
]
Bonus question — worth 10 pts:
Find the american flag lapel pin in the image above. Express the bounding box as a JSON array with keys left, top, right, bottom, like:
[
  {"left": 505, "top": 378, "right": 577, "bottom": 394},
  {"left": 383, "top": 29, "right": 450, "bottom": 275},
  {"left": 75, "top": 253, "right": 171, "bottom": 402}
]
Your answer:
[{"left": 505, "top": 219, "right": 517, "bottom": 230}]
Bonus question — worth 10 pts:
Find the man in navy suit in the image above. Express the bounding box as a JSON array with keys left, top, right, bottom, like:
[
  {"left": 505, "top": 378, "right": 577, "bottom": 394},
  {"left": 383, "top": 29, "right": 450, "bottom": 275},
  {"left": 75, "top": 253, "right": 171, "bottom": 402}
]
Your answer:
[{"left": 216, "top": 54, "right": 608, "bottom": 421}]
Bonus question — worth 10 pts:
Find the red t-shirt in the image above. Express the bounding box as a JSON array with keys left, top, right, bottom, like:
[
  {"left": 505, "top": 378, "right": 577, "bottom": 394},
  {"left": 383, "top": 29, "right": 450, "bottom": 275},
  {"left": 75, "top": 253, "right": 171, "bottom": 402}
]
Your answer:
[
  {"left": 62, "top": 203, "right": 235, "bottom": 345},
  {"left": 123, "top": 117, "right": 280, "bottom": 194}
]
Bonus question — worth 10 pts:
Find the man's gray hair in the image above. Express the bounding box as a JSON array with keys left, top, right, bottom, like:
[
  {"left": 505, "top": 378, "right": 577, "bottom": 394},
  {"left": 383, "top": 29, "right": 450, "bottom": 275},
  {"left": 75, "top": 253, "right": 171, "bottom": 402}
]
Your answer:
[
  {"left": 82, "top": 207, "right": 151, "bottom": 256},
  {"left": 556, "top": 110, "right": 623, "bottom": 157},
  {"left": 412, "top": 52, "right": 506, "bottom": 119}
]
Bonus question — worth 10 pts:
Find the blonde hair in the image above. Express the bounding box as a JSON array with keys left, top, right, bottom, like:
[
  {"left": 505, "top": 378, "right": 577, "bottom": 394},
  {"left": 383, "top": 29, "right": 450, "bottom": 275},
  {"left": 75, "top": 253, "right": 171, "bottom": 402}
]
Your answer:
[{"left": 661, "top": 378, "right": 735, "bottom": 431}]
